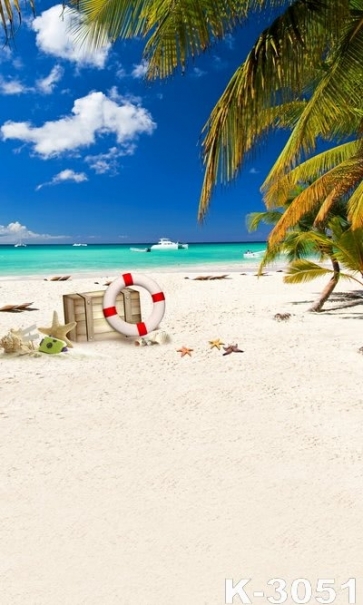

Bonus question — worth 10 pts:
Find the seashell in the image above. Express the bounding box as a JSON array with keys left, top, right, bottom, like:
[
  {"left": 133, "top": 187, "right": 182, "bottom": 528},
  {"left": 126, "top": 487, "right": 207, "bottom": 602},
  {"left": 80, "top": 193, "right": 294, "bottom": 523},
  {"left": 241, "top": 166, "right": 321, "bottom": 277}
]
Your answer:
[
  {"left": 0, "top": 327, "right": 38, "bottom": 355},
  {"left": 148, "top": 330, "right": 169, "bottom": 345},
  {"left": 0, "top": 332, "right": 23, "bottom": 353},
  {"left": 134, "top": 330, "right": 170, "bottom": 346}
]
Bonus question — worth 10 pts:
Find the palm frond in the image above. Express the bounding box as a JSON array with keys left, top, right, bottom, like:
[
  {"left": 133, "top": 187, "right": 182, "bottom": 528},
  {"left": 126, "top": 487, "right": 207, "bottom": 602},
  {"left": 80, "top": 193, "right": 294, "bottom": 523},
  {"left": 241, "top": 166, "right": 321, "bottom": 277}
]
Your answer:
[
  {"left": 283, "top": 259, "right": 335, "bottom": 284},
  {"left": 268, "top": 155, "right": 363, "bottom": 245},
  {"left": 75, "top": 0, "right": 148, "bottom": 47},
  {"left": 144, "top": 0, "right": 248, "bottom": 79},
  {"left": 198, "top": 0, "right": 348, "bottom": 219},
  {"left": 77, "top": 0, "right": 320, "bottom": 74},
  {"left": 263, "top": 3, "right": 363, "bottom": 188},
  {"left": 263, "top": 140, "right": 360, "bottom": 208},
  {"left": 284, "top": 259, "right": 363, "bottom": 286},
  {"left": 246, "top": 209, "right": 283, "bottom": 232},
  {"left": 76, "top": 0, "right": 272, "bottom": 69},
  {"left": 313, "top": 187, "right": 339, "bottom": 225},
  {"left": 333, "top": 227, "right": 363, "bottom": 273},
  {"left": 347, "top": 178, "right": 363, "bottom": 228},
  {"left": 0, "top": 0, "right": 35, "bottom": 43},
  {"left": 200, "top": 98, "right": 306, "bottom": 219}
]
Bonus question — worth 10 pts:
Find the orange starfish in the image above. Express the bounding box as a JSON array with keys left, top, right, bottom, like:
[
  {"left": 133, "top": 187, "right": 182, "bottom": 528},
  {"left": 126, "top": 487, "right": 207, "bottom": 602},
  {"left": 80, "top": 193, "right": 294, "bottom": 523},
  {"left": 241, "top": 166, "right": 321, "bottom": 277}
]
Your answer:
[{"left": 177, "top": 346, "right": 193, "bottom": 357}]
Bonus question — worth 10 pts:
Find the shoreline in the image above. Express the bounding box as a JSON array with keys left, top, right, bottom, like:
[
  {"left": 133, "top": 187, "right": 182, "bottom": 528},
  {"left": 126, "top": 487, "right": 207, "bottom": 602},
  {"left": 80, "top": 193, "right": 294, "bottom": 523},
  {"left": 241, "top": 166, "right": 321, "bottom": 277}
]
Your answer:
[{"left": 0, "top": 260, "right": 286, "bottom": 281}]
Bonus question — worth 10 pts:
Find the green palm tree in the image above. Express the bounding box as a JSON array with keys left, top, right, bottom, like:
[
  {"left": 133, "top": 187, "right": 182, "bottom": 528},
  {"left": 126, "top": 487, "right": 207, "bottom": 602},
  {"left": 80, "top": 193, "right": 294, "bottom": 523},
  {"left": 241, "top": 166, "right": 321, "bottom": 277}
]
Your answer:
[
  {"left": 247, "top": 196, "right": 363, "bottom": 311},
  {"left": 76, "top": 0, "right": 363, "bottom": 223},
  {"left": 283, "top": 227, "right": 363, "bottom": 312}
]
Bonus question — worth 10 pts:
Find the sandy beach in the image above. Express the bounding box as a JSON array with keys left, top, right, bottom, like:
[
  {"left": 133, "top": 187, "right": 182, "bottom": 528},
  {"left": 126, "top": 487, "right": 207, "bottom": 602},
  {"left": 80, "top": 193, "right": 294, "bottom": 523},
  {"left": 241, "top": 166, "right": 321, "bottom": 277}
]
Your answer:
[{"left": 1, "top": 267, "right": 362, "bottom": 604}]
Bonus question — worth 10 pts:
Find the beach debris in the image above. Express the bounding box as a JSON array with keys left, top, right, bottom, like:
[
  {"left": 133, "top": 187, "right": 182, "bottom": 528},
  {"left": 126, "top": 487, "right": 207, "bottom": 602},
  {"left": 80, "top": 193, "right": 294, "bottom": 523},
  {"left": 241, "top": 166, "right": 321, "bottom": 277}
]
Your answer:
[
  {"left": 184, "top": 274, "right": 229, "bottom": 281},
  {"left": 273, "top": 313, "right": 292, "bottom": 322},
  {"left": 134, "top": 329, "right": 170, "bottom": 346},
  {"left": 222, "top": 344, "right": 244, "bottom": 356},
  {"left": 38, "top": 311, "right": 76, "bottom": 348},
  {"left": 358, "top": 346, "right": 363, "bottom": 355},
  {"left": 16, "top": 324, "right": 39, "bottom": 343},
  {"left": 176, "top": 346, "right": 193, "bottom": 357},
  {"left": 0, "top": 302, "right": 38, "bottom": 313},
  {"left": 45, "top": 276, "right": 71, "bottom": 281},
  {"left": 209, "top": 338, "right": 225, "bottom": 350},
  {"left": 0, "top": 325, "right": 40, "bottom": 356},
  {"left": 39, "top": 336, "right": 68, "bottom": 354}
]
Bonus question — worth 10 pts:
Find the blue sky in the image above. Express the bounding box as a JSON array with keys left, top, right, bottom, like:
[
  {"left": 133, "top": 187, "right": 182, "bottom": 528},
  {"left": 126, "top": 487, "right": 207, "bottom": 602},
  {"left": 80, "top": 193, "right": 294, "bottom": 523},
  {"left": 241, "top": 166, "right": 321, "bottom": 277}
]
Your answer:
[{"left": 0, "top": 1, "right": 287, "bottom": 244}]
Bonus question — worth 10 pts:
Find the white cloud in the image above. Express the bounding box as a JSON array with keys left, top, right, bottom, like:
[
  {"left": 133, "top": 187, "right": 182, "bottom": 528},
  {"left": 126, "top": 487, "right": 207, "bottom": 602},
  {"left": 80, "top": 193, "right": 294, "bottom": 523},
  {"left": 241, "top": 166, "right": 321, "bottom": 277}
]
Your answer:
[
  {"left": 85, "top": 147, "right": 128, "bottom": 175},
  {"left": 32, "top": 5, "right": 110, "bottom": 68},
  {"left": 1, "top": 90, "right": 156, "bottom": 158},
  {"left": 108, "top": 86, "right": 142, "bottom": 105},
  {"left": 115, "top": 63, "right": 127, "bottom": 79},
  {"left": 249, "top": 167, "right": 259, "bottom": 174},
  {"left": 36, "top": 169, "right": 88, "bottom": 190},
  {"left": 0, "top": 221, "right": 70, "bottom": 243},
  {"left": 0, "top": 66, "right": 63, "bottom": 96},
  {"left": 131, "top": 60, "right": 148, "bottom": 79},
  {"left": 0, "top": 78, "right": 28, "bottom": 95},
  {"left": 36, "top": 65, "right": 64, "bottom": 94}
]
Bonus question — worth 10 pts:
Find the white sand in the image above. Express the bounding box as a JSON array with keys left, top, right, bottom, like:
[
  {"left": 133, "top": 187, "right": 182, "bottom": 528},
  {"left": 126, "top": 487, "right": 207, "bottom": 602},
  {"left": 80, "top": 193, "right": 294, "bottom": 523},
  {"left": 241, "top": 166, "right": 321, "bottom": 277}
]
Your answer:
[{"left": 0, "top": 268, "right": 362, "bottom": 604}]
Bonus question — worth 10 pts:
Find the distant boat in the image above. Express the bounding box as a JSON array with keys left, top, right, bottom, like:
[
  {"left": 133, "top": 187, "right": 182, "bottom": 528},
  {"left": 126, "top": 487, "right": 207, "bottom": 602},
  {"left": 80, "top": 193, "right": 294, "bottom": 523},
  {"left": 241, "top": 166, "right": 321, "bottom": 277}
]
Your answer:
[
  {"left": 72, "top": 243, "right": 87, "bottom": 247},
  {"left": 14, "top": 237, "right": 27, "bottom": 248},
  {"left": 130, "top": 247, "right": 151, "bottom": 252},
  {"left": 243, "top": 250, "right": 265, "bottom": 259},
  {"left": 150, "top": 237, "right": 188, "bottom": 250}
]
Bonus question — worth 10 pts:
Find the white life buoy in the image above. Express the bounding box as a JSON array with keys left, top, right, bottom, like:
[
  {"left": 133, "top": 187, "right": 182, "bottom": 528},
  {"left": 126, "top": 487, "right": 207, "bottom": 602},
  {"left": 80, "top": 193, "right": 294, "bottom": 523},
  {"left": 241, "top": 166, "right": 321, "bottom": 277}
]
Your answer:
[{"left": 103, "top": 272, "right": 165, "bottom": 337}]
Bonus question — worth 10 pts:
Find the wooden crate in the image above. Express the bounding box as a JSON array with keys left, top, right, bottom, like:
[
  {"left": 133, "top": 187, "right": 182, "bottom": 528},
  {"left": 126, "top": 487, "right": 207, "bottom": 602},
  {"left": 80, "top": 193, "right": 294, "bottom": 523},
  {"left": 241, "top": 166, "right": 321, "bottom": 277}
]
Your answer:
[{"left": 63, "top": 288, "right": 141, "bottom": 342}]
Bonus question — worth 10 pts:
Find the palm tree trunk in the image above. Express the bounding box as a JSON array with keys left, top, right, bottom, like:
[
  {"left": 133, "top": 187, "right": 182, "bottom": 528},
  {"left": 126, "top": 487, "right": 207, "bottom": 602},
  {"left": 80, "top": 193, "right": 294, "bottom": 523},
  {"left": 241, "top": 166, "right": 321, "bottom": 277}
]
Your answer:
[{"left": 309, "top": 259, "right": 340, "bottom": 312}]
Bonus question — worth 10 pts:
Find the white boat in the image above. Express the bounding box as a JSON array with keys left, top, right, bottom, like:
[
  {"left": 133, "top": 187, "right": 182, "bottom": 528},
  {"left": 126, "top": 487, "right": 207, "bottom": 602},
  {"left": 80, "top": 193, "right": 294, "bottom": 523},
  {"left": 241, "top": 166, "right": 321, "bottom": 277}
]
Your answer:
[
  {"left": 130, "top": 247, "right": 151, "bottom": 253},
  {"left": 150, "top": 237, "right": 188, "bottom": 250},
  {"left": 243, "top": 250, "right": 265, "bottom": 258},
  {"left": 72, "top": 243, "right": 87, "bottom": 247}
]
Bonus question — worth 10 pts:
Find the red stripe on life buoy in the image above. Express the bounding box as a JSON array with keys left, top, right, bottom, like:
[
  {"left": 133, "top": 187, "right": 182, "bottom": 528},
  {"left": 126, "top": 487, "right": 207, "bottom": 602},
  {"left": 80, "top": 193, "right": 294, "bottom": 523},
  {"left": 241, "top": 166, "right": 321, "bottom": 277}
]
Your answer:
[
  {"left": 152, "top": 291, "right": 165, "bottom": 303},
  {"left": 137, "top": 322, "right": 148, "bottom": 336},
  {"left": 123, "top": 272, "right": 133, "bottom": 286},
  {"left": 103, "top": 306, "right": 118, "bottom": 317}
]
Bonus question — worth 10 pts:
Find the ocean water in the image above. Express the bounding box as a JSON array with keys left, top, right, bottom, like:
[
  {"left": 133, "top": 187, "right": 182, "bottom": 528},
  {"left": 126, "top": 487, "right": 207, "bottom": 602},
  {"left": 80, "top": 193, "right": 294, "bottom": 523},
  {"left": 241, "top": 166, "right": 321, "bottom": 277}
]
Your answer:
[{"left": 0, "top": 242, "right": 267, "bottom": 277}]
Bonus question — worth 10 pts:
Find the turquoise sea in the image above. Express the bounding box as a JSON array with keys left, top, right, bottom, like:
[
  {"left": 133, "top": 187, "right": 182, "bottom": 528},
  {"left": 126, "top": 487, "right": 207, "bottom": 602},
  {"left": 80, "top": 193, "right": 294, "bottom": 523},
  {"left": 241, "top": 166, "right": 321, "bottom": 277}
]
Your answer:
[{"left": 0, "top": 242, "right": 267, "bottom": 277}]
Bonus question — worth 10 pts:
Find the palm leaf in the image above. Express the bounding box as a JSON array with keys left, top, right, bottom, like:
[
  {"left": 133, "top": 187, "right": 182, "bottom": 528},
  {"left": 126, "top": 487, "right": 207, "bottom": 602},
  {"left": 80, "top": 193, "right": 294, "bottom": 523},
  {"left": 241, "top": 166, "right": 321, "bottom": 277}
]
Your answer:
[
  {"left": 75, "top": 0, "right": 148, "bottom": 47},
  {"left": 347, "top": 178, "right": 363, "bottom": 228},
  {"left": 200, "top": 99, "right": 305, "bottom": 219},
  {"left": 0, "top": 0, "right": 35, "bottom": 42},
  {"left": 263, "top": 139, "right": 360, "bottom": 208},
  {"left": 246, "top": 209, "right": 283, "bottom": 232},
  {"left": 263, "top": 3, "right": 363, "bottom": 189},
  {"left": 333, "top": 227, "right": 363, "bottom": 273},
  {"left": 198, "top": 0, "right": 347, "bottom": 219},
  {"left": 284, "top": 259, "right": 363, "bottom": 286},
  {"left": 268, "top": 155, "right": 363, "bottom": 245},
  {"left": 283, "top": 259, "right": 335, "bottom": 284},
  {"left": 77, "top": 0, "right": 275, "bottom": 67}
]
